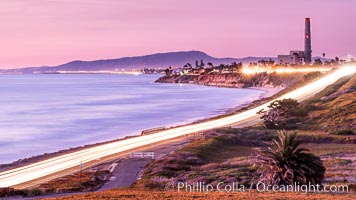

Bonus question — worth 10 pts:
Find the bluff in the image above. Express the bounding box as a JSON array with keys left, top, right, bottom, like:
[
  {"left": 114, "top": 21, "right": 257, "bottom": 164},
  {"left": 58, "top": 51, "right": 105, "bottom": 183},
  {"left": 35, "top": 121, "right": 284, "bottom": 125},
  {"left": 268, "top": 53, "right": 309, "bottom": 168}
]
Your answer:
[{"left": 155, "top": 72, "right": 318, "bottom": 89}]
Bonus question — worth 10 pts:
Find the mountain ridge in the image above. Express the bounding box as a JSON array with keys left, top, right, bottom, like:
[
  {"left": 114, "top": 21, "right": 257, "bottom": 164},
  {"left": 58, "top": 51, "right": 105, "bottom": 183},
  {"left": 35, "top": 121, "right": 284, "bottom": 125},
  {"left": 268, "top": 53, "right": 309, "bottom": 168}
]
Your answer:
[{"left": 2, "top": 51, "right": 277, "bottom": 74}]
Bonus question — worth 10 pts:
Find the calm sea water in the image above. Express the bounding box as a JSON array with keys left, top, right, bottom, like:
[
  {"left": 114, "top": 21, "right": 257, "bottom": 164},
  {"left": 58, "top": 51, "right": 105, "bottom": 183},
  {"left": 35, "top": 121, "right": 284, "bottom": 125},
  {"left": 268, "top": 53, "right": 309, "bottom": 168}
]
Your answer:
[{"left": 0, "top": 74, "right": 266, "bottom": 163}]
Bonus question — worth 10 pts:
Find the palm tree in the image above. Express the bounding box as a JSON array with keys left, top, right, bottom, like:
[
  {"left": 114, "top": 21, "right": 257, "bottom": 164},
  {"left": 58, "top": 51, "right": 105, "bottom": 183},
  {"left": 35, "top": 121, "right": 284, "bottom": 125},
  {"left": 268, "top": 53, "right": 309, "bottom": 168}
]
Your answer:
[
  {"left": 200, "top": 59, "right": 205, "bottom": 68},
  {"left": 186, "top": 63, "right": 192, "bottom": 69},
  {"left": 257, "top": 131, "right": 325, "bottom": 186},
  {"left": 195, "top": 60, "right": 200, "bottom": 68}
]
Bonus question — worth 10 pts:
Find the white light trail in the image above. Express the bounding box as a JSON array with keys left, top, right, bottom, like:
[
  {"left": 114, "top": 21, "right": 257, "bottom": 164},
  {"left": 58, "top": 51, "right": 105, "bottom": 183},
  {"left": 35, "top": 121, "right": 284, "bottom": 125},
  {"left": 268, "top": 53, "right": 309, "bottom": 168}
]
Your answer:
[
  {"left": 242, "top": 66, "right": 332, "bottom": 74},
  {"left": 0, "top": 66, "right": 355, "bottom": 188}
]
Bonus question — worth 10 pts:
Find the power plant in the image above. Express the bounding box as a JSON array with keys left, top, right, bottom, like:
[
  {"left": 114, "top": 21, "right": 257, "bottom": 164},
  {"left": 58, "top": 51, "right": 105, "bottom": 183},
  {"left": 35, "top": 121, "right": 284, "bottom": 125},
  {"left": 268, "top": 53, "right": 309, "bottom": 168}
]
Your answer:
[
  {"left": 278, "top": 18, "right": 313, "bottom": 65},
  {"left": 304, "top": 18, "right": 312, "bottom": 64}
]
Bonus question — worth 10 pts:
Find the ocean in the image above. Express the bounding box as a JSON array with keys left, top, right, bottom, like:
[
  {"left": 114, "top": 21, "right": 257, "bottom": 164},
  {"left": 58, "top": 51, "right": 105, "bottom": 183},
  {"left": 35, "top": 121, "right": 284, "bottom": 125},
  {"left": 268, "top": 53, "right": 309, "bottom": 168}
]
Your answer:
[{"left": 0, "top": 74, "right": 267, "bottom": 163}]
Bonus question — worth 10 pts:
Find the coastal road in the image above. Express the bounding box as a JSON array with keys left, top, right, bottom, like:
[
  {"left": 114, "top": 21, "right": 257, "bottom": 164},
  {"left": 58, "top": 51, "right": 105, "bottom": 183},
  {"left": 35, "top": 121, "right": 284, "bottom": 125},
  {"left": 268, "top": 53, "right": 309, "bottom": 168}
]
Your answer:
[{"left": 0, "top": 66, "right": 355, "bottom": 188}]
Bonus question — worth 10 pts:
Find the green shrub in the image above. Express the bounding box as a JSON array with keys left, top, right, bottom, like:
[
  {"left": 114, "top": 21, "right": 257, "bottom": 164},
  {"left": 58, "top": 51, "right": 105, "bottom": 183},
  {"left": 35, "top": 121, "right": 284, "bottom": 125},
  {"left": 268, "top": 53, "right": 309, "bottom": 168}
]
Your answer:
[{"left": 330, "top": 130, "right": 354, "bottom": 135}]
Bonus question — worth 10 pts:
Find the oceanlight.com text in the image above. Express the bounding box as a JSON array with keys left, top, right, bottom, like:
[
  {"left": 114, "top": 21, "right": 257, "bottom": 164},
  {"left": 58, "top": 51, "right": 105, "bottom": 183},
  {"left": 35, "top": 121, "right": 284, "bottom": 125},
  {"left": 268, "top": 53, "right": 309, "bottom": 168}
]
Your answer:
[{"left": 168, "top": 182, "right": 349, "bottom": 194}]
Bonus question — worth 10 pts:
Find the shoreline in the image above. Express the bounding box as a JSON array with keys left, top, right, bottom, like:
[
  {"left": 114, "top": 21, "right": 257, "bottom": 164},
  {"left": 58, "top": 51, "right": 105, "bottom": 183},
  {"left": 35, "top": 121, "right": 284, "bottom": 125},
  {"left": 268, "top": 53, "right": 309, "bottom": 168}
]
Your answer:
[
  {"left": 249, "top": 86, "right": 283, "bottom": 98},
  {"left": 2, "top": 66, "right": 346, "bottom": 189},
  {"left": 0, "top": 86, "right": 280, "bottom": 173}
]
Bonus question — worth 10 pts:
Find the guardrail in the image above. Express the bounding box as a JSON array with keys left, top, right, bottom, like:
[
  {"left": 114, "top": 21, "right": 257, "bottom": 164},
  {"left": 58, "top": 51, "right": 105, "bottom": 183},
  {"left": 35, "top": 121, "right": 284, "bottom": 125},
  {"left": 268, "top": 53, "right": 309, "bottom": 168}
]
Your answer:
[
  {"left": 141, "top": 126, "right": 166, "bottom": 135},
  {"left": 129, "top": 152, "right": 155, "bottom": 159},
  {"left": 186, "top": 131, "right": 206, "bottom": 141}
]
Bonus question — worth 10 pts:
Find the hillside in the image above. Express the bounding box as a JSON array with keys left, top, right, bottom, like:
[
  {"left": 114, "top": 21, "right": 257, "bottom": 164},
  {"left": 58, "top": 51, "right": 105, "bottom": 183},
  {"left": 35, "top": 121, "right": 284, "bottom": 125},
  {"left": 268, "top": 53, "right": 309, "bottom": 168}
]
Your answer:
[
  {"left": 304, "top": 74, "right": 356, "bottom": 132},
  {"left": 1, "top": 51, "right": 276, "bottom": 74}
]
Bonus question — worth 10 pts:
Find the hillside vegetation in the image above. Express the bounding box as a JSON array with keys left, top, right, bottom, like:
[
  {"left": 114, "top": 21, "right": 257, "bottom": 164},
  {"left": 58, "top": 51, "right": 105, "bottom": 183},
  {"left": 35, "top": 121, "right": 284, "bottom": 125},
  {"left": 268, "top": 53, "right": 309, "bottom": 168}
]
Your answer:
[
  {"left": 156, "top": 72, "right": 321, "bottom": 89},
  {"left": 43, "top": 189, "right": 355, "bottom": 200},
  {"left": 305, "top": 75, "right": 356, "bottom": 132}
]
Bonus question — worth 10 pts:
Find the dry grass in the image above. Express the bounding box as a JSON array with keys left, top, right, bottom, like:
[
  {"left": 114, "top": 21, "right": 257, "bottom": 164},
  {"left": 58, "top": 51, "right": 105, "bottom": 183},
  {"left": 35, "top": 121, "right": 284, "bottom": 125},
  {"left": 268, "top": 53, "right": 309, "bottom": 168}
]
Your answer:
[
  {"left": 181, "top": 138, "right": 253, "bottom": 162},
  {"left": 43, "top": 189, "right": 355, "bottom": 200},
  {"left": 303, "top": 144, "right": 356, "bottom": 156},
  {"left": 305, "top": 75, "right": 355, "bottom": 132}
]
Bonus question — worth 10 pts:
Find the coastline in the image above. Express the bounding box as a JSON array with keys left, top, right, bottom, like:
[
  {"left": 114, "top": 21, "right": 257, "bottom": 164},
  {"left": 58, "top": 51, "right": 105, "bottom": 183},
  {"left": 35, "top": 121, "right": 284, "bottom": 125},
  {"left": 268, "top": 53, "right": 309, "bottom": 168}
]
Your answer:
[
  {"left": 1, "top": 67, "right": 345, "bottom": 190},
  {"left": 0, "top": 86, "right": 280, "bottom": 173},
  {"left": 154, "top": 72, "right": 313, "bottom": 89},
  {"left": 0, "top": 73, "right": 245, "bottom": 165}
]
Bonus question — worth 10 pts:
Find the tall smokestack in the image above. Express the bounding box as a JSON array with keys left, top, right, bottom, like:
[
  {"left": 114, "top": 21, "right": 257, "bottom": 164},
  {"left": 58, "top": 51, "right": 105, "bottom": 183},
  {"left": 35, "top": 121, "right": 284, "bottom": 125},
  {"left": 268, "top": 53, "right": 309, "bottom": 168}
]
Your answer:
[{"left": 304, "top": 18, "right": 312, "bottom": 64}]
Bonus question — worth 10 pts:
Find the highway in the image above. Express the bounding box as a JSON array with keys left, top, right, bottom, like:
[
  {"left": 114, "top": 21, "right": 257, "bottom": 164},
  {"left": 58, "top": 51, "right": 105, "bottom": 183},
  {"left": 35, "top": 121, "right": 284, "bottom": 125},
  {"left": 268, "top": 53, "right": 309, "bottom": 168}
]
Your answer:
[{"left": 0, "top": 66, "right": 355, "bottom": 188}]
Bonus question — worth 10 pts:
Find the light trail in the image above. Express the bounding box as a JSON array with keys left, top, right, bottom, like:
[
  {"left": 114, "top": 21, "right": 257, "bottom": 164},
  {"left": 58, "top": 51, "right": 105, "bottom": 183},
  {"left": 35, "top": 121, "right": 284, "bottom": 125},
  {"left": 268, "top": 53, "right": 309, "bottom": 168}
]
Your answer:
[
  {"left": 0, "top": 66, "right": 355, "bottom": 188},
  {"left": 242, "top": 66, "right": 332, "bottom": 74}
]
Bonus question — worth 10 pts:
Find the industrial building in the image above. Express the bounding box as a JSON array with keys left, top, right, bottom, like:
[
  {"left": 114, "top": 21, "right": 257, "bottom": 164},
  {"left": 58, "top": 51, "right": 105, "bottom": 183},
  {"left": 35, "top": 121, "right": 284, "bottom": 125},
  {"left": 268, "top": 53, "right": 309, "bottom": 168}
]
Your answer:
[
  {"left": 278, "top": 50, "right": 305, "bottom": 65},
  {"left": 278, "top": 18, "right": 312, "bottom": 65}
]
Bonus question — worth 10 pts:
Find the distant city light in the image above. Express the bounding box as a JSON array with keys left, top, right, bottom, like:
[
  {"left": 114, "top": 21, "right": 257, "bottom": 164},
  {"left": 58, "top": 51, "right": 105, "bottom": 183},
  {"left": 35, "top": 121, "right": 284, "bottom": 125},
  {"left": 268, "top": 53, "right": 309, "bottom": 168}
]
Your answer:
[{"left": 242, "top": 66, "right": 332, "bottom": 74}]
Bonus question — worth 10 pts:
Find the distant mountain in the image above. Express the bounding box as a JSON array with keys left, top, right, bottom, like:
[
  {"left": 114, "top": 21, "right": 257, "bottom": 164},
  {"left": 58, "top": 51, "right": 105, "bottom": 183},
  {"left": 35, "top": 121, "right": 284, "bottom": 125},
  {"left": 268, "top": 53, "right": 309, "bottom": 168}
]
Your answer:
[{"left": 2, "top": 51, "right": 277, "bottom": 74}]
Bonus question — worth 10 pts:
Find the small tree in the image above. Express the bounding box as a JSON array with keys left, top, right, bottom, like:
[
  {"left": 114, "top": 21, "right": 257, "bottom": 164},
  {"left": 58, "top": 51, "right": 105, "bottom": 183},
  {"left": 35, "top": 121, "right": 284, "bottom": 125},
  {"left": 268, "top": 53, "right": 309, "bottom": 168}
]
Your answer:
[
  {"left": 335, "top": 56, "right": 340, "bottom": 64},
  {"left": 230, "top": 62, "right": 242, "bottom": 73},
  {"left": 257, "top": 98, "right": 305, "bottom": 129},
  {"left": 268, "top": 59, "right": 275, "bottom": 66},
  {"left": 314, "top": 58, "right": 323, "bottom": 66},
  {"left": 207, "top": 62, "right": 214, "bottom": 69},
  {"left": 165, "top": 66, "right": 173, "bottom": 76},
  {"left": 257, "top": 131, "right": 325, "bottom": 185}
]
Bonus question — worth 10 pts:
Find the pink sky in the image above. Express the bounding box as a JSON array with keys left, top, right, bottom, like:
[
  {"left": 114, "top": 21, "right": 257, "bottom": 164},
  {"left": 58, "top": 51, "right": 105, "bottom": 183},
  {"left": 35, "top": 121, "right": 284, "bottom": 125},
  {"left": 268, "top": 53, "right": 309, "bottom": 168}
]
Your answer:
[{"left": 0, "top": 0, "right": 355, "bottom": 69}]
